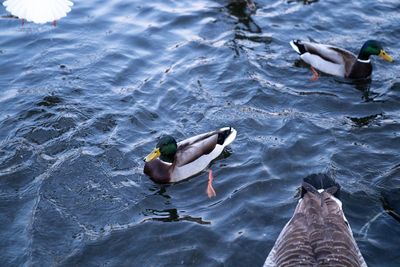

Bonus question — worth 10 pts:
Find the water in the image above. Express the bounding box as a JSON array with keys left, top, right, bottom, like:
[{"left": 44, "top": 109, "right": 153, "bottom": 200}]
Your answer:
[{"left": 1, "top": 0, "right": 400, "bottom": 266}]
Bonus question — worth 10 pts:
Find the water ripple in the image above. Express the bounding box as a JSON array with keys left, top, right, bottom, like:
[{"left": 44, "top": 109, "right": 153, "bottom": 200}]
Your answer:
[{"left": 1, "top": 0, "right": 400, "bottom": 266}]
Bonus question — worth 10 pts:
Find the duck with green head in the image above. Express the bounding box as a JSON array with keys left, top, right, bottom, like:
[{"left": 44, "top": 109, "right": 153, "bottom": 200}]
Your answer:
[
  {"left": 290, "top": 39, "right": 393, "bottom": 80},
  {"left": 143, "top": 127, "right": 237, "bottom": 197}
]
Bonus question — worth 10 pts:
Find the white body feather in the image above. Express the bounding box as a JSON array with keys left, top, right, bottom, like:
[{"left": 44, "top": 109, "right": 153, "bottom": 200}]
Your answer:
[
  {"left": 3, "top": 0, "right": 73, "bottom": 24},
  {"left": 301, "top": 53, "right": 345, "bottom": 77},
  {"left": 290, "top": 40, "right": 357, "bottom": 78},
  {"left": 170, "top": 127, "right": 237, "bottom": 182}
]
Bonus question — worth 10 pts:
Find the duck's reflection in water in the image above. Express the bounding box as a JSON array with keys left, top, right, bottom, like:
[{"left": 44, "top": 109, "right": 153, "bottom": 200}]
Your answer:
[
  {"left": 287, "top": 0, "right": 319, "bottom": 5},
  {"left": 348, "top": 114, "right": 382, "bottom": 128},
  {"left": 230, "top": 0, "right": 256, "bottom": 12},
  {"left": 150, "top": 185, "right": 171, "bottom": 199},
  {"left": 381, "top": 189, "right": 400, "bottom": 224},
  {"left": 334, "top": 76, "right": 381, "bottom": 102},
  {"left": 352, "top": 79, "right": 376, "bottom": 102},
  {"left": 145, "top": 186, "right": 211, "bottom": 225},
  {"left": 142, "top": 208, "right": 211, "bottom": 225},
  {"left": 227, "top": 0, "right": 261, "bottom": 34}
]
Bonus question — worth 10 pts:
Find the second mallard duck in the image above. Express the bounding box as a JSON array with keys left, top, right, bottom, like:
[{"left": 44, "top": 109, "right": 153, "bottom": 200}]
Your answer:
[
  {"left": 290, "top": 39, "right": 393, "bottom": 79},
  {"left": 143, "top": 127, "right": 237, "bottom": 187}
]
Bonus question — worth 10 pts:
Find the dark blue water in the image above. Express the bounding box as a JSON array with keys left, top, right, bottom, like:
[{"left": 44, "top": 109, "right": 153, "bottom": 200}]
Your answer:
[{"left": 1, "top": 0, "right": 400, "bottom": 266}]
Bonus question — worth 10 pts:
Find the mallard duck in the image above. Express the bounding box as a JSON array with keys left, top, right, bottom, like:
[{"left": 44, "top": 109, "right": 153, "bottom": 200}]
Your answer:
[
  {"left": 3, "top": 0, "right": 73, "bottom": 25},
  {"left": 143, "top": 127, "right": 237, "bottom": 196},
  {"left": 264, "top": 174, "right": 367, "bottom": 267},
  {"left": 290, "top": 39, "right": 393, "bottom": 80}
]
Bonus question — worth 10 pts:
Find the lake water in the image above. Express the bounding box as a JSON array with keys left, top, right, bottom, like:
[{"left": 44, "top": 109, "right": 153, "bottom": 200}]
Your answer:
[{"left": 1, "top": 0, "right": 400, "bottom": 266}]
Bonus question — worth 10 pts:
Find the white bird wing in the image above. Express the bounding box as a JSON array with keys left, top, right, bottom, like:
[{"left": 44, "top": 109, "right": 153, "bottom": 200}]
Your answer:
[
  {"left": 3, "top": 0, "right": 73, "bottom": 24},
  {"left": 170, "top": 127, "right": 237, "bottom": 182},
  {"left": 300, "top": 41, "right": 356, "bottom": 77}
]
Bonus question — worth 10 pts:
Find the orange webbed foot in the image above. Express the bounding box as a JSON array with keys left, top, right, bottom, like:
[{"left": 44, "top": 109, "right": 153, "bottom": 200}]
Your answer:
[
  {"left": 207, "top": 170, "right": 216, "bottom": 198},
  {"left": 310, "top": 66, "right": 319, "bottom": 81}
]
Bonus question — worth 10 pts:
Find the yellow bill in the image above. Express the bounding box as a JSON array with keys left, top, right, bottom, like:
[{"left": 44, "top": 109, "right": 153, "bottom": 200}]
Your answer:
[
  {"left": 379, "top": 50, "right": 393, "bottom": 62},
  {"left": 144, "top": 148, "right": 161, "bottom": 162}
]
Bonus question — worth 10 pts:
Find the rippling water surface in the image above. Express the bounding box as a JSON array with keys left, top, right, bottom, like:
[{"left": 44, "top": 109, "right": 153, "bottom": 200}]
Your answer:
[{"left": 1, "top": 0, "right": 400, "bottom": 266}]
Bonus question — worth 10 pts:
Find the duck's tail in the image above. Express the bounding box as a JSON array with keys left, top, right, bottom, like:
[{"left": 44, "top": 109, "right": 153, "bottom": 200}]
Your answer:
[
  {"left": 290, "top": 40, "right": 306, "bottom": 55},
  {"left": 217, "top": 127, "right": 237, "bottom": 146},
  {"left": 301, "top": 173, "right": 341, "bottom": 199}
]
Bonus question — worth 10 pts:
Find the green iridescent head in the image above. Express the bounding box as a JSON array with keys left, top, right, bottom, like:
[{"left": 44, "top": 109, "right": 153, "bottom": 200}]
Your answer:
[
  {"left": 144, "top": 135, "right": 177, "bottom": 163},
  {"left": 359, "top": 40, "right": 393, "bottom": 62}
]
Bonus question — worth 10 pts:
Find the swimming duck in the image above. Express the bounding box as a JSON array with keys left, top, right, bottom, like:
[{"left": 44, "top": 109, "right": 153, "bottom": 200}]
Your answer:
[
  {"left": 264, "top": 174, "right": 367, "bottom": 267},
  {"left": 290, "top": 39, "right": 393, "bottom": 80},
  {"left": 3, "top": 0, "right": 73, "bottom": 25},
  {"left": 143, "top": 127, "right": 237, "bottom": 197}
]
